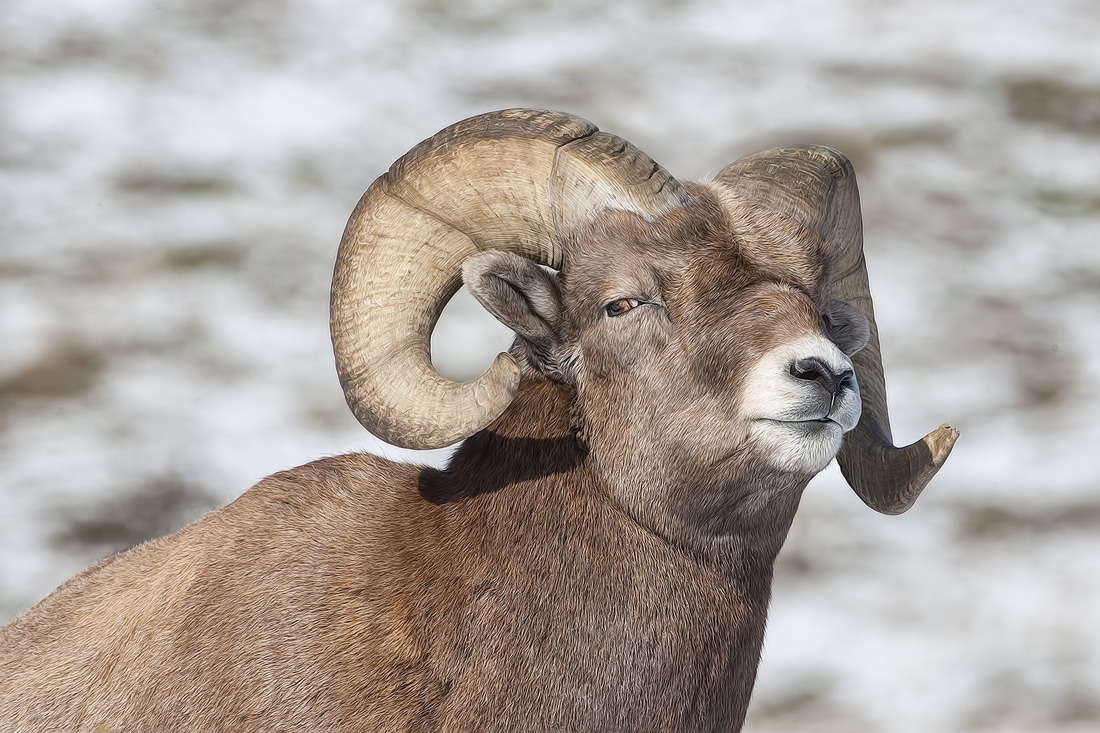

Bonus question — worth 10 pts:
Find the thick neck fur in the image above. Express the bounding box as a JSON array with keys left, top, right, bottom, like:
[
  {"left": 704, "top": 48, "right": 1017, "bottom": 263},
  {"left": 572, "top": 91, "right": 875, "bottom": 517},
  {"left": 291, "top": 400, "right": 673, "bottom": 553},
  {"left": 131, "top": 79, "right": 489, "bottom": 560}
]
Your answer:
[{"left": 416, "top": 367, "right": 809, "bottom": 731}]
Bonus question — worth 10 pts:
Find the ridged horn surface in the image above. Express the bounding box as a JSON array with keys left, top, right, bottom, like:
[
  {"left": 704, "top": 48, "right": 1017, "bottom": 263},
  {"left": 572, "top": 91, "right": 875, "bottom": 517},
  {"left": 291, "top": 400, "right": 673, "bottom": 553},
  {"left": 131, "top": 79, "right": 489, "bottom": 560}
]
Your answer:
[
  {"left": 331, "top": 109, "right": 690, "bottom": 449},
  {"left": 714, "top": 145, "right": 958, "bottom": 514}
]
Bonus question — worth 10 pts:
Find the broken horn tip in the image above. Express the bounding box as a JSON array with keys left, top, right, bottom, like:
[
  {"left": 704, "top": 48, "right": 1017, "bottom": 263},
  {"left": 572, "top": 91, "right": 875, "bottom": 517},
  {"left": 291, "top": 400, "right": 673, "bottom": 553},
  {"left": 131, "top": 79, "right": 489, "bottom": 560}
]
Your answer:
[{"left": 923, "top": 423, "right": 960, "bottom": 465}]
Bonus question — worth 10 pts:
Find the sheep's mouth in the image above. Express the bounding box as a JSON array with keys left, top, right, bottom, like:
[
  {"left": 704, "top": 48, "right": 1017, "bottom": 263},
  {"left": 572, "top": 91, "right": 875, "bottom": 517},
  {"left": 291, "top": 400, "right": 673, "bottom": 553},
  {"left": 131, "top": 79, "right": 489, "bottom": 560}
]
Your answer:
[
  {"left": 755, "top": 417, "right": 846, "bottom": 443},
  {"left": 757, "top": 417, "right": 839, "bottom": 427}
]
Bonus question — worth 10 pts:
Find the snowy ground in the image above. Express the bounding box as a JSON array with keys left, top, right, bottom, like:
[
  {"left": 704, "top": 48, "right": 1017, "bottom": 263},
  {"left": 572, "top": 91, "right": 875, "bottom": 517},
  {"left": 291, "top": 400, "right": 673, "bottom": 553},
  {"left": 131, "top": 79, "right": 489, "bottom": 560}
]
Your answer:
[{"left": 1, "top": 1, "right": 1098, "bottom": 730}]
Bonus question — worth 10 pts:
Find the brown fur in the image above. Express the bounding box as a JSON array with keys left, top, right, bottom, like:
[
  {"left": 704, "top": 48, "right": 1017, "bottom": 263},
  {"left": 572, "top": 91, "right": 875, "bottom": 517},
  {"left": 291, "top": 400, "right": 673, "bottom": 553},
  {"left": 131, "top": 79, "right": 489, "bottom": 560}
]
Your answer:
[{"left": 0, "top": 181, "right": 861, "bottom": 731}]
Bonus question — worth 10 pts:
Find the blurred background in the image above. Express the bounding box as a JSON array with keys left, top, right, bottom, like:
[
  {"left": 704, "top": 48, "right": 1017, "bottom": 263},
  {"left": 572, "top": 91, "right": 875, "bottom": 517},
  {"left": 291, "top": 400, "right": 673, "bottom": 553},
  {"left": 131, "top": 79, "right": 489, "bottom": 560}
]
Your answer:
[{"left": 1, "top": 0, "right": 1098, "bottom": 730}]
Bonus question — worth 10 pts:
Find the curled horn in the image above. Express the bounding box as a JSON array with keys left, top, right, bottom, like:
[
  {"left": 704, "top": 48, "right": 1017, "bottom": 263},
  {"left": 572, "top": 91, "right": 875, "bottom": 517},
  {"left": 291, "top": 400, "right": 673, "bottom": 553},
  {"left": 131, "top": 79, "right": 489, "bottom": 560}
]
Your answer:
[
  {"left": 714, "top": 146, "right": 958, "bottom": 514},
  {"left": 331, "top": 109, "right": 691, "bottom": 449}
]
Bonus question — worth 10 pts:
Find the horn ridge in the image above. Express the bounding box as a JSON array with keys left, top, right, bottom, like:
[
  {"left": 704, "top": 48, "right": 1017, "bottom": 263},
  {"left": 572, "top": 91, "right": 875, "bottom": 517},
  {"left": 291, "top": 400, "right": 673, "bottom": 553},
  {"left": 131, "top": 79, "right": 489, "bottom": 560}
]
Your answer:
[{"left": 331, "top": 109, "right": 689, "bottom": 449}]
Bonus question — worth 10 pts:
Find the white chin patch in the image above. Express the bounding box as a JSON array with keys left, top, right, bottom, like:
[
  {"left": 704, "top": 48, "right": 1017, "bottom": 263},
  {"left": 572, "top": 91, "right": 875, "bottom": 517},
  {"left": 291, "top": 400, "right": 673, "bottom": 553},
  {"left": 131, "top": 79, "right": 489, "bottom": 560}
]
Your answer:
[
  {"left": 752, "top": 419, "right": 845, "bottom": 475},
  {"left": 741, "top": 334, "right": 861, "bottom": 475}
]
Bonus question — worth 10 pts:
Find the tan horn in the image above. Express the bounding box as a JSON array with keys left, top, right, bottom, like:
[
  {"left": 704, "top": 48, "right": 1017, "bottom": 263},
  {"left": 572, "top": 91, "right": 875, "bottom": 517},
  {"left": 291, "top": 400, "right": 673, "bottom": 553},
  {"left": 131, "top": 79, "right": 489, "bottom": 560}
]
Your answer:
[
  {"left": 331, "top": 108, "right": 691, "bottom": 449},
  {"left": 714, "top": 145, "right": 958, "bottom": 514}
]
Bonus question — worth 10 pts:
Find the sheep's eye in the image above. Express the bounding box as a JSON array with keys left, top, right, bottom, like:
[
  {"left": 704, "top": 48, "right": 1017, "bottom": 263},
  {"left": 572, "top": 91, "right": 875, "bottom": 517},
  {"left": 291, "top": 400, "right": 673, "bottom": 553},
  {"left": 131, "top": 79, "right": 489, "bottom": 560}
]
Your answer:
[{"left": 605, "top": 298, "right": 640, "bottom": 317}]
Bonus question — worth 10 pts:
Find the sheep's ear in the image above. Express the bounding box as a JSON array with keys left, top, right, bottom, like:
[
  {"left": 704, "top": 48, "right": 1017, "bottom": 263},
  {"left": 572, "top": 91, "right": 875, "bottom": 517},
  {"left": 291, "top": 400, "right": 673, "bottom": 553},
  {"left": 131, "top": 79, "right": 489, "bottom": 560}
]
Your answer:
[
  {"left": 463, "top": 251, "right": 573, "bottom": 382},
  {"left": 825, "top": 298, "right": 871, "bottom": 355}
]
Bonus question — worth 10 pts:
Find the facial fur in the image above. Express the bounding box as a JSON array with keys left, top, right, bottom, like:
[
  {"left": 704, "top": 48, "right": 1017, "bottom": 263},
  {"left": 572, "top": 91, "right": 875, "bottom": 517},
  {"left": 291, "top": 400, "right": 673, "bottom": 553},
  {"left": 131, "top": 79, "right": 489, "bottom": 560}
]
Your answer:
[{"left": 467, "top": 183, "right": 867, "bottom": 543}]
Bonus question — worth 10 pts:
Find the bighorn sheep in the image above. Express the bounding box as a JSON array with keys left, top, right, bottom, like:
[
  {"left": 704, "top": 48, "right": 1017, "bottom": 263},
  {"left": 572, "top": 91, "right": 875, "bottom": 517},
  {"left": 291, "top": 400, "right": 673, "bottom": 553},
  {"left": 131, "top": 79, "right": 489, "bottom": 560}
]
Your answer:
[{"left": 0, "top": 109, "right": 957, "bottom": 731}]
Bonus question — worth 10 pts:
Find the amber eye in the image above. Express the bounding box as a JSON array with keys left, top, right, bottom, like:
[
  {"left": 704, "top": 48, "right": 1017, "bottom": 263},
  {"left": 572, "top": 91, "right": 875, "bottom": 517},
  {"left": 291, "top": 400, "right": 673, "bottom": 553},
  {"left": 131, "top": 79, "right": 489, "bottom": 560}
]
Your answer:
[{"left": 605, "top": 298, "right": 641, "bottom": 317}]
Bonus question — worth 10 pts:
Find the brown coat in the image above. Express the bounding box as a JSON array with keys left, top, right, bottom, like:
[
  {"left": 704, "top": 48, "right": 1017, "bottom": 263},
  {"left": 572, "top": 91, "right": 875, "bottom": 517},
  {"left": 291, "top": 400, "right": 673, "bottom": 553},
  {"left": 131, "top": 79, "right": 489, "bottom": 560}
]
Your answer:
[{"left": 1, "top": 373, "right": 783, "bottom": 732}]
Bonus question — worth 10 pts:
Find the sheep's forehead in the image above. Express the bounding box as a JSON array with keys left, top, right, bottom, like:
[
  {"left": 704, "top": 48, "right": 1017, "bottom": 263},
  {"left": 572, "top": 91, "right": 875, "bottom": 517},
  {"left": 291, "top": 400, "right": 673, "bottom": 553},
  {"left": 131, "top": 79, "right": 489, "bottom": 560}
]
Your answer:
[
  {"left": 726, "top": 202, "right": 828, "bottom": 296},
  {"left": 566, "top": 191, "right": 829, "bottom": 309}
]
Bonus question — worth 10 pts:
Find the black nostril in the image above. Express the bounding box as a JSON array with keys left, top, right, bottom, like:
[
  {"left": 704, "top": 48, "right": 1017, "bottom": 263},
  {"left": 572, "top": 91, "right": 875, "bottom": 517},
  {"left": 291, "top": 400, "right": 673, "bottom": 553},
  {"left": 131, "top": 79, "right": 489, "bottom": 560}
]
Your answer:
[
  {"left": 790, "top": 357, "right": 831, "bottom": 386},
  {"left": 790, "top": 357, "right": 852, "bottom": 395},
  {"left": 836, "top": 368, "right": 856, "bottom": 393}
]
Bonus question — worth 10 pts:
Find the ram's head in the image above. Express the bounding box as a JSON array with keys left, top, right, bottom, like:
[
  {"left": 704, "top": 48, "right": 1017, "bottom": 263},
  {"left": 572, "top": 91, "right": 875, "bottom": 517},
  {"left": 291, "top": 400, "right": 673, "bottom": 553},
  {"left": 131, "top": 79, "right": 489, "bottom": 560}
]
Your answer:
[{"left": 331, "top": 109, "right": 957, "bottom": 517}]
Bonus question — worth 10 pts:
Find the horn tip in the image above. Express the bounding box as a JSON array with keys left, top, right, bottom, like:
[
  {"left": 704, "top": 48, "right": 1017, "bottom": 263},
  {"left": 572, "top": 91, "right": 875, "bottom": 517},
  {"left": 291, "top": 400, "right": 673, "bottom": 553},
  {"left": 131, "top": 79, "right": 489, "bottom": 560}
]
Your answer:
[{"left": 489, "top": 351, "right": 521, "bottom": 400}]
